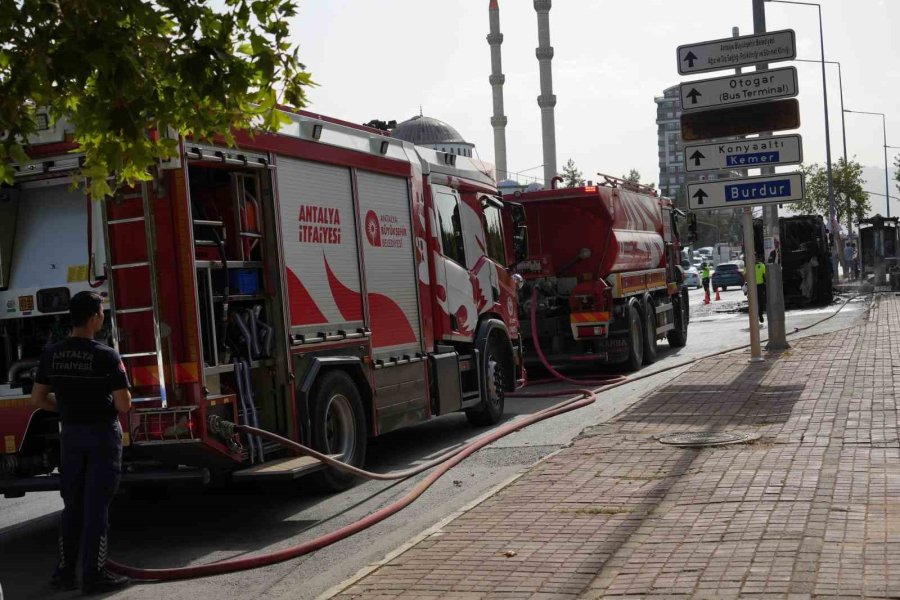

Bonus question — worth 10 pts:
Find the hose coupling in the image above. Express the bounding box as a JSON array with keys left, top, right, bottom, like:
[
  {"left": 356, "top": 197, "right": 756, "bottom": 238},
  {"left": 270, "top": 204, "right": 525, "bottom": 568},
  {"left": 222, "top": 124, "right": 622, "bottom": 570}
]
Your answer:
[{"left": 208, "top": 415, "right": 236, "bottom": 439}]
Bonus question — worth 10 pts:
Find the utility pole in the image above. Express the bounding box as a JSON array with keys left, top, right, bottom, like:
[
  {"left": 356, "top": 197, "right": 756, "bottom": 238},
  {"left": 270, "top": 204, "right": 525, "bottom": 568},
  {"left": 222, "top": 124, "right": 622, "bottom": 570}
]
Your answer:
[
  {"left": 733, "top": 25, "right": 763, "bottom": 362},
  {"left": 743, "top": 207, "right": 764, "bottom": 362},
  {"left": 753, "top": 0, "right": 789, "bottom": 351}
]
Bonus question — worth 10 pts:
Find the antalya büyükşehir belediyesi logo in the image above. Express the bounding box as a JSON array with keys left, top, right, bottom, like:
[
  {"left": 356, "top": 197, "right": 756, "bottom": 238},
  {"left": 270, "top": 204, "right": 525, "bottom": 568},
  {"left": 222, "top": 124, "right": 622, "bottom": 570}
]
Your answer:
[{"left": 365, "top": 210, "right": 382, "bottom": 247}]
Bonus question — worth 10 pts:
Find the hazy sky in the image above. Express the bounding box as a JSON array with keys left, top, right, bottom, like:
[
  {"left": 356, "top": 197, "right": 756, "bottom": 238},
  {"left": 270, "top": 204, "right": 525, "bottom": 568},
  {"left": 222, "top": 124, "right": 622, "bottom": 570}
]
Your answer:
[{"left": 289, "top": 1, "right": 899, "bottom": 211}]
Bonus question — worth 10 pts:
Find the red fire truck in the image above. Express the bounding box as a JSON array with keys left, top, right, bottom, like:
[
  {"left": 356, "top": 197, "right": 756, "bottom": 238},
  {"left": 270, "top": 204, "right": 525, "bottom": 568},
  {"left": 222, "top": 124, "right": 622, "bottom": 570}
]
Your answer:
[
  {"left": 509, "top": 176, "right": 689, "bottom": 371},
  {"left": 0, "top": 109, "right": 526, "bottom": 496}
]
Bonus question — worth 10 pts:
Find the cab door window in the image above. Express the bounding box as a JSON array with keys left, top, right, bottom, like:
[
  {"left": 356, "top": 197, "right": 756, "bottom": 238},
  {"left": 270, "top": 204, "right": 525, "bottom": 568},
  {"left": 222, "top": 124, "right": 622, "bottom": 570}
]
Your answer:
[
  {"left": 434, "top": 191, "right": 466, "bottom": 266},
  {"left": 481, "top": 201, "right": 506, "bottom": 265}
]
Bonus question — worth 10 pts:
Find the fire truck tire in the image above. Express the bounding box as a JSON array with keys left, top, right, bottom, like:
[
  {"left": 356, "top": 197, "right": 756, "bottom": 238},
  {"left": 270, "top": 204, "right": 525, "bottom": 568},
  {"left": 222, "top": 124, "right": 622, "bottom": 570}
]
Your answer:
[
  {"left": 625, "top": 302, "right": 644, "bottom": 372},
  {"left": 642, "top": 297, "right": 658, "bottom": 365},
  {"left": 466, "top": 333, "right": 507, "bottom": 426},
  {"left": 667, "top": 289, "right": 689, "bottom": 348},
  {"left": 310, "top": 370, "right": 368, "bottom": 491}
]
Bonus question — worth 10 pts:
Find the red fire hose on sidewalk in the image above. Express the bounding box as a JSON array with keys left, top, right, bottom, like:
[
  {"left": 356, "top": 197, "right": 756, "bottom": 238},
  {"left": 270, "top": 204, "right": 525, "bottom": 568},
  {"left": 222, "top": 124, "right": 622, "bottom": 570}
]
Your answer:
[
  {"left": 107, "top": 292, "right": 863, "bottom": 581},
  {"left": 108, "top": 387, "right": 599, "bottom": 581}
]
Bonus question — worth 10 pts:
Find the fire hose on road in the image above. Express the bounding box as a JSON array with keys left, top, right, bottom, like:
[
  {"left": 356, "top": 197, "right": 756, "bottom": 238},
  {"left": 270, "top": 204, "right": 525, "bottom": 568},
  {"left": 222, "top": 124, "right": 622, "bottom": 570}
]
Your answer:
[{"left": 107, "top": 292, "right": 864, "bottom": 581}]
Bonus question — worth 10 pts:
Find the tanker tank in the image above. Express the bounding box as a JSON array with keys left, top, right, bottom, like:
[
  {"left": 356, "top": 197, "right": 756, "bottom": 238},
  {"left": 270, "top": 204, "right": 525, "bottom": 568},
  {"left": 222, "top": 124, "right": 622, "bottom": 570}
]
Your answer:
[{"left": 516, "top": 186, "right": 665, "bottom": 280}]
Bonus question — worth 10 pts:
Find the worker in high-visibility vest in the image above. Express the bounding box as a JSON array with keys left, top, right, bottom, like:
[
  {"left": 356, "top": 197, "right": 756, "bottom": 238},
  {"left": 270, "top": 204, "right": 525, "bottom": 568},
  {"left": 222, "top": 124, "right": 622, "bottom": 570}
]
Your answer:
[
  {"left": 755, "top": 261, "right": 767, "bottom": 323},
  {"left": 701, "top": 263, "right": 711, "bottom": 303}
]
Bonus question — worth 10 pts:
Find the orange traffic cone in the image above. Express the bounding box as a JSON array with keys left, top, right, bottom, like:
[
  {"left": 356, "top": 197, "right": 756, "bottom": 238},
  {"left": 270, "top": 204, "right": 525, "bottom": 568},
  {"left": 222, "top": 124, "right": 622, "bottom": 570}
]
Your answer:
[
  {"left": 703, "top": 290, "right": 710, "bottom": 304},
  {"left": 715, "top": 287, "right": 721, "bottom": 301}
]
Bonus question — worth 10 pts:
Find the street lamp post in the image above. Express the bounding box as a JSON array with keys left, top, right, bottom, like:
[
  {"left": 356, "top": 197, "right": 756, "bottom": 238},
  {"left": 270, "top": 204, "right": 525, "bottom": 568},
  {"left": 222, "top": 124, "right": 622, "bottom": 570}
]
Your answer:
[
  {"left": 794, "top": 59, "right": 847, "bottom": 164},
  {"left": 795, "top": 59, "right": 854, "bottom": 249},
  {"left": 844, "top": 110, "right": 891, "bottom": 218},
  {"left": 766, "top": 0, "right": 839, "bottom": 282}
]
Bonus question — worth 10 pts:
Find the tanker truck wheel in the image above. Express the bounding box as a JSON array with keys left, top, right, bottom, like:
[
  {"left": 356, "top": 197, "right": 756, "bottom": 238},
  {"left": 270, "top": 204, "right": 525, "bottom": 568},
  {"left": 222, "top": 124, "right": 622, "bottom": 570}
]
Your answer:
[
  {"left": 667, "top": 288, "right": 689, "bottom": 348},
  {"left": 466, "top": 333, "right": 507, "bottom": 426},
  {"left": 310, "top": 370, "right": 368, "bottom": 491},
  {"left": 642, "top": 297, "right": 658, "bottom": 365},
  {"left": 625, "top": 302, "right": 645, "bottom": 372}
]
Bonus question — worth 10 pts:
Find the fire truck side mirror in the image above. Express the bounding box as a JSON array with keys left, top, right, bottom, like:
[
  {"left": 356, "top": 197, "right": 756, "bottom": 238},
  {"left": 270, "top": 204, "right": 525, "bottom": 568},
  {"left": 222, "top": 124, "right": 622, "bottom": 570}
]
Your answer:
[{"left": 687, "top": 213, "right": 698, "bottom": 244}]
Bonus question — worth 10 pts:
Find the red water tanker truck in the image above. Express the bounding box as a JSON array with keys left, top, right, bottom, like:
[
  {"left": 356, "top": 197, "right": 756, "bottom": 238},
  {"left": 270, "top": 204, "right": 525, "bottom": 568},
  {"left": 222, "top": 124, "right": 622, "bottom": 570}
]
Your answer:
[{"left": 507, "top": 176, "right": 690, "bottom": 371}]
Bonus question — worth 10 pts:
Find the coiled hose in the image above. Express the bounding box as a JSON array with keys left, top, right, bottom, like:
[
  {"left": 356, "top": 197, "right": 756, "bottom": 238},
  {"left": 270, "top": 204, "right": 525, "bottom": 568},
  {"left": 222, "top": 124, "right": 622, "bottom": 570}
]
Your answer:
[{"left": 107, "top": 292, "right": 864, "bottom": 581}]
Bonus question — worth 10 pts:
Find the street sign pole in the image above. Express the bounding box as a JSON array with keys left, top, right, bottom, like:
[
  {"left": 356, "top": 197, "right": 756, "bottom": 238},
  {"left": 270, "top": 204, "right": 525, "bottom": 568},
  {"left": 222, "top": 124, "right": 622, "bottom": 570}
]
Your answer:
[
  {"left": 754, "top": 0, "right": 790, "bottom": 351},
  {"left": 732, "top": 27, "right": 760, "bottom": 362},
  {"left": 742, "top": 206, "right": 764, "bottom": 362}
]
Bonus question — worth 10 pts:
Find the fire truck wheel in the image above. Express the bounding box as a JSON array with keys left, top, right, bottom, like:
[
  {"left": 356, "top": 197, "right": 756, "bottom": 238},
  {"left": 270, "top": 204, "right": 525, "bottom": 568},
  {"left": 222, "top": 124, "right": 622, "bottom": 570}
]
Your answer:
[
  {"left": 625, "top": 303, "right": 644, "bottom": 372},
  {"left": 667, "top": 290, "right": 689, "bottom": 348},
  {"left": 310, "top": 370, "right": 367, "bottom": 491},
  {"left": 642, "top": 297, "right": 658, "bottom": 365},
  {"left": 466, "top": 334, "right": 507, "bottom": 426}
]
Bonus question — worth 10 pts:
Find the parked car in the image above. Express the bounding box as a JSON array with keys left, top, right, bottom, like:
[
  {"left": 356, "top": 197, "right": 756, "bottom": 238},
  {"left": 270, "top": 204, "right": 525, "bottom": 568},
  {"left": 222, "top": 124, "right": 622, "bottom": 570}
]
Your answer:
[
  {"left": 711, "top": 262, "right": 745, "bottom": 290},
  {"left": 683, "top": 265, "right": 702, "bottom": 288},
  {"left": 681, "top": 261, "right": 702, "bottom": 288}
]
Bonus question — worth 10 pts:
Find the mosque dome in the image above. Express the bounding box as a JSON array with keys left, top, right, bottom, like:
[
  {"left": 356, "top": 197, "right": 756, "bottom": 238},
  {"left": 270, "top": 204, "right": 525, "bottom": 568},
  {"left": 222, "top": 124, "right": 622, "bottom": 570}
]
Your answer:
[{"left": 391, "top": 114, "right": 476, "bottom": 158}]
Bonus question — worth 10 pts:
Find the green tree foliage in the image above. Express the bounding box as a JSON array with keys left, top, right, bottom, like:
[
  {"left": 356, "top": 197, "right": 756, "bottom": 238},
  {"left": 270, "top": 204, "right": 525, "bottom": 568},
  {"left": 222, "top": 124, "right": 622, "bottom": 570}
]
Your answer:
[
  {"left": 797, "top": 158, "right": 870, "bottom": 226},
  {"left": 622, "top": 168, "right": 656, "bottom": 191},
  {"left": 561, "top": 158, "right": 584, "bottom": 188},
  {"left": 894, "top": 154, "right": 900, "bottom": 195},
  {"left": 0, "top": 0, "right": 313, "bottom": 198}
]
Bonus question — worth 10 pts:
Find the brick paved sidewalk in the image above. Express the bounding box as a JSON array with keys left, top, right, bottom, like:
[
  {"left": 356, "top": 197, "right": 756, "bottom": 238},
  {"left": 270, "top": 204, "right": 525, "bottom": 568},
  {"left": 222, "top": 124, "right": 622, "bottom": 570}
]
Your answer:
[{"left": 334, "top": 295, "right": 898, "bottom": 600}]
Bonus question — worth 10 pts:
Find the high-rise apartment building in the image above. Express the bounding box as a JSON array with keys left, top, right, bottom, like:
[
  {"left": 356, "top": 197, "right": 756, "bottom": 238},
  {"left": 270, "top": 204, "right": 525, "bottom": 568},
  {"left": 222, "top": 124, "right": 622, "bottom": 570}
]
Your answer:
[{"left": 655, "top": 85, "right": 735, "bottom": 208}]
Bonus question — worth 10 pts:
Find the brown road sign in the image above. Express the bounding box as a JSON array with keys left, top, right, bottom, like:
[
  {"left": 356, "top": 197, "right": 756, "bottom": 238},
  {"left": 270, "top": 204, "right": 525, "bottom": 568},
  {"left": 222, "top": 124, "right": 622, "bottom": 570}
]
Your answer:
[{"left": 680, "top": 99, "right": 801, "bottom": 142}]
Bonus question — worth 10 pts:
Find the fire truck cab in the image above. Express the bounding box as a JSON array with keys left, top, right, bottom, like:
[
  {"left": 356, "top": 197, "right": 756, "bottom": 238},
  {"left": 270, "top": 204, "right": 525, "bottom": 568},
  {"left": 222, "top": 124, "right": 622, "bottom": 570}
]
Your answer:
[{"left": 0, "top": 109, "right": 526, "bottom": 496}]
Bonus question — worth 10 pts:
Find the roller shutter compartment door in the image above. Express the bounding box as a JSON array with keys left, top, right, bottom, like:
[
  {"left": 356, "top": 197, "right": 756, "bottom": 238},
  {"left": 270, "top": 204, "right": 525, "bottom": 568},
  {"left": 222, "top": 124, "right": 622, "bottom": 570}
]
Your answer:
[
  {"left": 356, "top": 171, "right": 422, "bottom": 360},
  {"left": 276, "top": 158, "right": 363, "bottom": 334}
]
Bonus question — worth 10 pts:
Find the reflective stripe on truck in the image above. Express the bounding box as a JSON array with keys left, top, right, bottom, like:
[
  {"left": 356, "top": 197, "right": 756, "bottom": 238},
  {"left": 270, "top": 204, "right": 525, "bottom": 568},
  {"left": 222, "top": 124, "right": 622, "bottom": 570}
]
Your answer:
[{"left": 608, "top": 268, "right": 669, "bottom": 298}]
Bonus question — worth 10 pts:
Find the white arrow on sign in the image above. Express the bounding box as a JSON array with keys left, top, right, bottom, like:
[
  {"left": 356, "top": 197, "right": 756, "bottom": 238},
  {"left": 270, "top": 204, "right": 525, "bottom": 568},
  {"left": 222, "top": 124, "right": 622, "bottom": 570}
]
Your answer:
[
  {"left": 683, "top": 134, "right": 803, "bottom": 173},
  {"left": 687, "top": 173, "right": 804, "bottom": 211},
  {"left": 677, "top": 30, "right": 796, "bottom": 75},
  {"left": 679, "top": 67, "right": 798, "bottom": 113}
]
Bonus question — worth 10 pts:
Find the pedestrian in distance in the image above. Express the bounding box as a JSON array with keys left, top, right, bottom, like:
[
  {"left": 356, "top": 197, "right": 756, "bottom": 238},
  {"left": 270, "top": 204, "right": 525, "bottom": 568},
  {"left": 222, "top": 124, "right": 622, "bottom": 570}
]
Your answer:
[
  {"left": 30, "top": 291, "right": 132, "bottom": 595},
  {"left": 755, "top": 260, "right": 767, "bottom": 324},
  {"left": 843, "top": 241, "right": 855, "bottom": 281},
  {"left": 701, "top": 262, "right": 711, "bottom": 303}
]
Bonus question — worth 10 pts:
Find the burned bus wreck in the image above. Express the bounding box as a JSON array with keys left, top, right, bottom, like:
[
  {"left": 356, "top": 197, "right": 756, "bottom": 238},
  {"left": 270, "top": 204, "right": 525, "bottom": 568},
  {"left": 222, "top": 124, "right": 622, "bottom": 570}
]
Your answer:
[{"left": 754, "top": 215, "right": 833, "bottom": 308}]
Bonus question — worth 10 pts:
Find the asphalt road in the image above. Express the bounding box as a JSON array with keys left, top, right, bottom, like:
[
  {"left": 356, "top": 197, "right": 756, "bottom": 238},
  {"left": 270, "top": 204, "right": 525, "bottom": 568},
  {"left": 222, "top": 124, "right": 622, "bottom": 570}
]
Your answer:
[{"left": 0, "top": 288, "right": 869, "bottom": 600}]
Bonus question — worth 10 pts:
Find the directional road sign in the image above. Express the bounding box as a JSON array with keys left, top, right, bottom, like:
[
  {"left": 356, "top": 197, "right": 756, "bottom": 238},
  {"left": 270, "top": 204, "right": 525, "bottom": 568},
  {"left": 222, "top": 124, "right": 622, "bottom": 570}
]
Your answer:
[
  {"left": 680, "top": 99, "right": 801, "bottom": 141},
  {"left": 680, "top": 67, "right": 798, "bottom": 113},
  {"left": 687, "top": 173, "right": 804, "bottom": 211},
  {"left": 677, "top": 30, "right": 796, "bottom": 75},
  {"left": 683, "top": 134, "right": 803, "bottom": 173}
]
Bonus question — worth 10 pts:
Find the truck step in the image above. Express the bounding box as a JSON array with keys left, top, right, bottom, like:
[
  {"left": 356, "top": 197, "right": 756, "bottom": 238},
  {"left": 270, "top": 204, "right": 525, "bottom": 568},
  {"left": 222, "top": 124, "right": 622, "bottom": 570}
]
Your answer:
[{"left": 232, "top": 455, "right": 323, "bottom": 480}]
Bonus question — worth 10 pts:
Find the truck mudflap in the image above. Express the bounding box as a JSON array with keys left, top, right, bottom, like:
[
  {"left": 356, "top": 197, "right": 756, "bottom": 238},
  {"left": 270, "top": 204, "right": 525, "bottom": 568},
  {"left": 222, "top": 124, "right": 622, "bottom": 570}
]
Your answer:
[{"left": 0, "top": 468, "right": 211, "bottom": 498}]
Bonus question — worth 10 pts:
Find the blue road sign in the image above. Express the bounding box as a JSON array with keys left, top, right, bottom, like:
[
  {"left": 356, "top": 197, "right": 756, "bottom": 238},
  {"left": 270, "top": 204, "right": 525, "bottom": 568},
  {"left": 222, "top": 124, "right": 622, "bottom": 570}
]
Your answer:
[
  {"left": 686, "top": 173, "right": 804, "bottom": 210},
  {"left": 683, "top": 134, "right": 803, "bottom": 173}
]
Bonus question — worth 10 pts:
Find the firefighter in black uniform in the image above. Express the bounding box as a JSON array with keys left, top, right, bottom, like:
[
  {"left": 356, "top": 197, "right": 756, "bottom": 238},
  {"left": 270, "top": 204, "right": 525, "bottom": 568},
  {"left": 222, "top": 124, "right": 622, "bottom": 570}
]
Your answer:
[{"left": 31, "top": 291, "right": 132, "bottom": 594}]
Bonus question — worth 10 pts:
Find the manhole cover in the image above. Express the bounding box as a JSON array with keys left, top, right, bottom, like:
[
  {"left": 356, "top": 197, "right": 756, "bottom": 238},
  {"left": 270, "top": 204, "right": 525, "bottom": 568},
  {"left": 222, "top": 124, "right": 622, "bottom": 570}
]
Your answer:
[{"left": 657, "top": 431, "right": 760, "bottom": 448}]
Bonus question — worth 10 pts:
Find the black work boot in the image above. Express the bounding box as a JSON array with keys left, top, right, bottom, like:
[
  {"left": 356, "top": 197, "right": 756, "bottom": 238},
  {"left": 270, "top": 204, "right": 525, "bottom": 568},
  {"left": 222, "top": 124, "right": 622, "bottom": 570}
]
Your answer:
[
  {"left": 81, "top": 570, "right": 129, "bottom": 595},
  {"left": 50, "top": 567, "right": 78, "bottom": 591}
]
